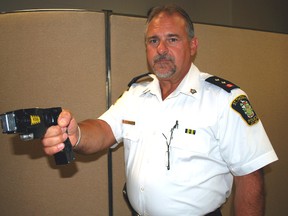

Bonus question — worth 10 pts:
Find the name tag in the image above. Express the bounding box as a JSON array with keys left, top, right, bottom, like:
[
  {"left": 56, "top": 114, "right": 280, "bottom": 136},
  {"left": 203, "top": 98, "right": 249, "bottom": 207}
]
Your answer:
[{"left": 122, "top": 119, "right": 136, "bottom": 125}]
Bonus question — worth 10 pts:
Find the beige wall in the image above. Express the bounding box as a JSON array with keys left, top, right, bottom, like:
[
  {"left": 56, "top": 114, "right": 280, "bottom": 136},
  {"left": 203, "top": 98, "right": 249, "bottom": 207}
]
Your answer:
[
  {"left": 0, "top": 11, "right": 287, "bottom": 216},
  {"left": 0, "top": 11, "right": 109, "bottom": 216}
]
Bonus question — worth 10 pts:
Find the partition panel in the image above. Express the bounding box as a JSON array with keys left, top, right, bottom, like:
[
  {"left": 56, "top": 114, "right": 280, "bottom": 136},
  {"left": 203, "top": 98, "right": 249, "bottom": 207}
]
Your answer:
[
  {"left": 0, "top": 11, "right": 108, "bottom": 216},
  {"left": 194, "top": 24, "right": 288, "bottom": 216}
]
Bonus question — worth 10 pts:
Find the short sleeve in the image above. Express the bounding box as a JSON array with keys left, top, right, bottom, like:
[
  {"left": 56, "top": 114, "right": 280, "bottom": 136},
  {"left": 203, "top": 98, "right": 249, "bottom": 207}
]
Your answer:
[{"left": 218, "top": 89, "right": 278, "bottom": 176}]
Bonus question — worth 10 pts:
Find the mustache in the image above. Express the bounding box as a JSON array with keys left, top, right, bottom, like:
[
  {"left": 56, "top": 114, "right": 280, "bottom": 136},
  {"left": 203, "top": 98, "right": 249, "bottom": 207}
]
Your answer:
[{"left": 153, "top": 54, "right": 174, "bottom": 63}]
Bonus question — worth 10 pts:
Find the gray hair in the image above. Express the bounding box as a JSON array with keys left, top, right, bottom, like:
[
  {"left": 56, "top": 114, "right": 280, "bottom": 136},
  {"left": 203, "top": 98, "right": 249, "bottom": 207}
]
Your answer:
[{"left": 146, "top": 4, "right": 195, "bottom": 39}]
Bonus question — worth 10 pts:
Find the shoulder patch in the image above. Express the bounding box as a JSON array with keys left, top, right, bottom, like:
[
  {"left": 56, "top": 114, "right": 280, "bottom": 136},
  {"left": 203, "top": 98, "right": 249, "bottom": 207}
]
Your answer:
[
  {"left": 205, "top": 76, "right": 239, "bottom": 92},
  {"left": 128, "top": 72, "right": 152, "bottom": 87},
  {"left": 231, "top": 95, "right": 259, "bottom": 126}
]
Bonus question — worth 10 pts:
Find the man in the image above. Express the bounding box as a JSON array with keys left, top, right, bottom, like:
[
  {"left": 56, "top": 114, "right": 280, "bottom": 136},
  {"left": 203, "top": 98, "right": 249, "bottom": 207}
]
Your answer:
[{"left": 42, "top": 5, "right": 278, "bottom": 216}]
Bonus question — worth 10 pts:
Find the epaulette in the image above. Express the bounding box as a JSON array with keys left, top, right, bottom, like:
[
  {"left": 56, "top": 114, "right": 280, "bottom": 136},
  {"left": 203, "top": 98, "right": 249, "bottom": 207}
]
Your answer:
[
  {"left": 128, "top": 72, "right": 153, "bottom": 88},
  {"left": 205, "top": 76, "right": 239, "bottom": 93}
]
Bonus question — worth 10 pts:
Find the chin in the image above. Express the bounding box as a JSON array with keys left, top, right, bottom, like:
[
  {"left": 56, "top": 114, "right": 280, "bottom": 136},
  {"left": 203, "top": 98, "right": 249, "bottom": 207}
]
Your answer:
[{"left": 155, "top": 71, "right": 175, "bottom": 79}]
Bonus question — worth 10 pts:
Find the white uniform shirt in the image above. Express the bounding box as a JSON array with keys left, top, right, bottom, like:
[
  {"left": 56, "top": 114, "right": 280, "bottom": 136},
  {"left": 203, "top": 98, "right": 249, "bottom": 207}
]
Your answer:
[{"left": 99, "top": 64, "right": 278, "bottom": 216}]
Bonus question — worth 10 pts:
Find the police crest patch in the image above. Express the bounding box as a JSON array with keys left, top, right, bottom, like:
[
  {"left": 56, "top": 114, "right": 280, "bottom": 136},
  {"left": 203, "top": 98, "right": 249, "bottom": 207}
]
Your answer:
[{"left": 231, "top": 95, "right": 259, "bottom": 125}]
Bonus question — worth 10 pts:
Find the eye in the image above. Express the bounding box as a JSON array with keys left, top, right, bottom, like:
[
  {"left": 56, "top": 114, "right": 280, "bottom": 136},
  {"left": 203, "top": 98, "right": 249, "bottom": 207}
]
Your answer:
[
  {"left": 167, "top": 37, "right": 178, "bottom": 44},
  {"left": 147, "top": 38, "right": 159, "bottom": 47}
]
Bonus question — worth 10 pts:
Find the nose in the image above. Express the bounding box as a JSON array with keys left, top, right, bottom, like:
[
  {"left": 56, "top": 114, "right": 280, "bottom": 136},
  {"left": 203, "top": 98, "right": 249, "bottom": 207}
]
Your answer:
[{"left": 157, "top": 40, "right": 168, "bottom": 55}]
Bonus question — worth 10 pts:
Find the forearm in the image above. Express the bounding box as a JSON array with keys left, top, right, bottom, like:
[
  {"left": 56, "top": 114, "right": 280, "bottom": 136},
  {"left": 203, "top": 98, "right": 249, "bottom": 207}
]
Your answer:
[
  {"left": 234, "top": 169, "right": 265, "bottom": 216},
  {"left": 75, "top": 119, "right": 116, "bottom": 154}
]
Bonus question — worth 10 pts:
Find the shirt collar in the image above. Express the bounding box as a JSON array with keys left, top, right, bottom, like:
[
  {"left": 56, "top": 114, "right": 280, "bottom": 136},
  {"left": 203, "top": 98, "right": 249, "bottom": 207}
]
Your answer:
[
  {"left": 175, "top": 63, "right": 201, "bottom": 98},
  {"left": 142, "top": 63, "right": 201, "bottom": 99}
]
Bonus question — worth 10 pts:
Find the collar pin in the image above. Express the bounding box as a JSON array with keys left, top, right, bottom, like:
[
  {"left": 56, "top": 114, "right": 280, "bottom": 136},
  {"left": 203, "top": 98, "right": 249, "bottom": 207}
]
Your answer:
[{"left": 190, "top": 89, "right": 197, "bottom": 94}]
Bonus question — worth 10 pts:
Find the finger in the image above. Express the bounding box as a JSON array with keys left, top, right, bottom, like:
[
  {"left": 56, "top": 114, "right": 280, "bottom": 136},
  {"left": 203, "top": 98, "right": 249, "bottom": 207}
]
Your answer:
[
  {"left": 42, "top": 132, "right": 67, "bottom": 147},
  {"left": 43, "top": 143, "right": 65, "bottom": 156},
  {"left": 43, "top": 125, "right": 64, "bottom": 139}
]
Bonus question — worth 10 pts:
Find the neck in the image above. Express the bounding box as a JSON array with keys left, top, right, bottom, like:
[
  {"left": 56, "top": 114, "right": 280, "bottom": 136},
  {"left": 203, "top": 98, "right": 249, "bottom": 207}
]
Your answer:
[
  {"left": 159, "top": 79, "right": 180, "bottom": 100},
  {"left": 157, "top": 65, "right": 191, "bottom": 100}
]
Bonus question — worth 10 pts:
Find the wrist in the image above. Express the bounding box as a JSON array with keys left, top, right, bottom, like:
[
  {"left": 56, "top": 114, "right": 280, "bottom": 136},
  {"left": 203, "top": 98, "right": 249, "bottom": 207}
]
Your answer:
[{"left": 73, "top": 125, "right": 81, "bottom": 149}]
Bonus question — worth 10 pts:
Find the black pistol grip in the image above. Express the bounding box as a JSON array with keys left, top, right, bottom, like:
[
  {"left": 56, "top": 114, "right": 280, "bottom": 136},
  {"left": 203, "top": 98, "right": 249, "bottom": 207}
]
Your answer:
[{"left": 53, "top": 137, "right": 75, "bottom": 165}]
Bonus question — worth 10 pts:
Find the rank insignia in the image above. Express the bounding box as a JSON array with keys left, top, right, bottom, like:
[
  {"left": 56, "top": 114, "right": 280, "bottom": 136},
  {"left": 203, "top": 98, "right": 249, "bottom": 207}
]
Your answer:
[
  {"left": 231, "top": 95, "right": 259, "bottom": 125},
  {"left": 206, "top": 76, "right": 239, "bottom": 92}
]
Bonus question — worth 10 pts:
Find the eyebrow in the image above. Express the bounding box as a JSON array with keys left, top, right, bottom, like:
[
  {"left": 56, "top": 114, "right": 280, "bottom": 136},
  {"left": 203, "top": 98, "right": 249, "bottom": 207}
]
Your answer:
[
  {"left": 146, "top": 33, "right": 180, "bottom": 40},
  {"left": 166, "top": 33, "right": 180, "bottom": 38}
]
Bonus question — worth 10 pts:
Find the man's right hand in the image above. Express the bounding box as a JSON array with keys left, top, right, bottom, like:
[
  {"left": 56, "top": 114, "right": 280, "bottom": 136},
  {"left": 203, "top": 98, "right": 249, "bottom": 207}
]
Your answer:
[{"left": 42, "top": 109, "right": 79, "bottom": 156}]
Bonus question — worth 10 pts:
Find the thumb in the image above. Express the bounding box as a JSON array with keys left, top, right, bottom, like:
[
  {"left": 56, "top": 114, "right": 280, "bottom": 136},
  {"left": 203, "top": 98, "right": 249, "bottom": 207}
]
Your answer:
[
  {"left": 59, "top": 109, "right": 79, "bottom": 146},
  {"left": 58, "top": 109, "right": 73, "bottom": 128}
]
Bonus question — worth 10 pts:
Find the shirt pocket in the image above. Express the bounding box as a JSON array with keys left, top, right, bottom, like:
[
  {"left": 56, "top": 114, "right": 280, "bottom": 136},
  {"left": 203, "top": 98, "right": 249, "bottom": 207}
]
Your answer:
[
  {"left": 168, "top": 126, "right": 216, "bottom": 182},
  {"left": 122, "top": 121, "right": 141, "bottom": 150},
  {"left": 171, "top": 126, "right": 214, "bottom": 155}
]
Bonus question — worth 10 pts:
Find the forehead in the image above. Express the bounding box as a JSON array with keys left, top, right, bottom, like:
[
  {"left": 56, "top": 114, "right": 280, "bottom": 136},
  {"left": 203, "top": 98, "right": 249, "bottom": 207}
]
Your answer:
[{"left": 146, "top": 12, "right": 187, "bottom": 37}]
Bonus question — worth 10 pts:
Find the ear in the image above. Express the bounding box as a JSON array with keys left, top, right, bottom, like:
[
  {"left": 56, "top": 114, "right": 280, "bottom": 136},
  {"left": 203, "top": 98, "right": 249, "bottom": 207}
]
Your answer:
[{"left": 190, "top": 37, "right": 198, "bottom": 56}]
